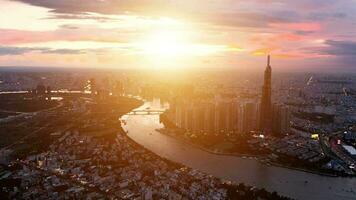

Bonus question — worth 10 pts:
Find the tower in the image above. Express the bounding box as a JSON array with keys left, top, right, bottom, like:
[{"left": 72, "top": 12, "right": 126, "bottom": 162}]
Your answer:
[{"left": 260, "top": 55, "right": 272, "bottom": 134}]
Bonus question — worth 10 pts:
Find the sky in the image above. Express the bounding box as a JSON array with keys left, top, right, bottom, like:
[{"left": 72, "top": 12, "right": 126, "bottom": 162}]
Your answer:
[{"left": 0, "top": 0, "right": 356, "bottom": 71}]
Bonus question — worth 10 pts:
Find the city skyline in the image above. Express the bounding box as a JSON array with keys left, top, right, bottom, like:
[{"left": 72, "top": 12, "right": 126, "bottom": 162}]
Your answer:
[
  {"left": 1, "top": 1, "right": 356, "bottom": 200},
  {"left": 1, "top": 0, "right": 356, "bottom": 71},
  {"left": 1, "top": 57, "right": 356, "bottom": 200},
  {"left": 166, "top": 55, "right": 290, "bottom": 136}
]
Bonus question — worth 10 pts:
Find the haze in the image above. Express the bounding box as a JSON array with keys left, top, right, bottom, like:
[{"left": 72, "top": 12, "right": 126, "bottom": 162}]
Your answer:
[{"left": 1, "top": 0, "right": 356, "bottom": 71}]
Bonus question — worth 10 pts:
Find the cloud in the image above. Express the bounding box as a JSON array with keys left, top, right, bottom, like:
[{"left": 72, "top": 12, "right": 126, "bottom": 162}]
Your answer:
[
  {"left": 41, "top": 48, "right": 84, "bottom": 54},
  {"left": 294, "top": 30, "right": 315, "bottom": 35},
  {"left": 0, "top": 46, "right": 83, "bottom": 56},
  {"left": 58, "top": 24, "right": 79, "bottom": 29},
  {"left": 13, "top": 0, "right": 172, "bottom": 15},
  {"left": 306, "top": 40, "right": 356, "bottom": 56},
  {"left": 6, "top": 0, "right": 356, "bottom": 69},
  {"left": 307, "top": 12, "right": 347, "bottom": 21},
  {"left": 322, "top": 40, "right": 356, "bottom": 55},
  {"left": 12, "top": 0, "right": 302, "bottom": 28},
  {"left": 0, "top": 27, "right": 134, "bottom": 45},
  {"left": 0, "top": 46, "right": 34, "bottom": 55},
  {"left": 197, "top": 12, "right": 295, "bottom": 29},
  {"left": 45, "top": 13, "right": 120, "bottom": 22},
  {"left": 302, "top": 40, "right": 356, "bottom": 68},
  {"left": 13, "top": 0, "right": 355, "bottom": 31},
  {"left": 269, "top": 22, "right": 321, "bottom": 32}
]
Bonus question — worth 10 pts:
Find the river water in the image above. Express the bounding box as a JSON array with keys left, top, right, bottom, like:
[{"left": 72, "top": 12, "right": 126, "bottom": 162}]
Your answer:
[{"left": 121, "top": 99, "right": 356, "bottom": 200}]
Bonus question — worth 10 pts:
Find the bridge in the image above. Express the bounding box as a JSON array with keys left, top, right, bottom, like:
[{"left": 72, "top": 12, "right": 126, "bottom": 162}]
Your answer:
[{"left": 126, "top": 110, "right": 165, "bottom": 115}]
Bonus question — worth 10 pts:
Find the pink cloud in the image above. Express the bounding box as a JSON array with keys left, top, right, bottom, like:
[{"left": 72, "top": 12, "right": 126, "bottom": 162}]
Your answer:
[
  {"left": 271, "top": 33, "right": 303, "bottom": 41},
  {"left": 269, "top": 22, "right": 322, "bottom": 32},
  {"left": 0, "top": 29, "right": 53, "bottom": 45},
  {"left": 0, "top": 28, "right": 130, "bottom": 45}
]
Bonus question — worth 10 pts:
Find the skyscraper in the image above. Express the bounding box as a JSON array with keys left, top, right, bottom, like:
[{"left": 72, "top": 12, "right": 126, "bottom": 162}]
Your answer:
[
  {"left": 242, "top": 102, "right": 259, "bottom": 133},
  {"left": 260, "top": 55, "right": 272, "bottom": 134},
  {"left": 272, "top": 103, "right": 291, "bottom": 135},
  {"left": 203, "top": 102, "right": 216, "bottom": 134}
]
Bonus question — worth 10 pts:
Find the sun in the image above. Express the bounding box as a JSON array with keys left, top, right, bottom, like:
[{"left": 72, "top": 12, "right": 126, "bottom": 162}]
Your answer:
[
  {"left": 139, "top": 30, "right": 188, "bottom": 58},
  {"left": 134, "top": 26, "right": 228, "bottom": 69}
]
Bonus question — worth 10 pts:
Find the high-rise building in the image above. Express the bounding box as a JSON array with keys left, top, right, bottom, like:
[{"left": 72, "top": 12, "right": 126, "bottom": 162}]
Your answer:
[
  {"left": 260, "top": 55, "right": 273, "bottom": 134},
  {"left": 215, "top": 100, "right": 230, "bottom": 134},
  {"left": 229, "top": 101, "right": 240, "bottom": 134},
  {"left": 185, "top": 105, "right": 194, "bottom": 131},
  {"left": 36, "top": 83, "right": 46, "bottom": 95},
  {"left": 280, "top": 105, "right": 291, "bottom": 134},
  {"left": 272, "top": 103, "right": 281, "bottom": 135},
  {"left": 175, "top": 103, "right": 186, "bottom": 129},
  {"left": 272, "top": 103, "right": 291, "bottom": 135},
  {"left": 192, "top": 103, "right": 205, "bottom": 133},
  {"left": 114, "top": 81, "right": 124, "bottom": 96},
  {"left": 203, "top": 103, "right": 216, "bottom": 134},
  {"left": 242, "top": 102, "right": 259, "bottom": 133},
  {"left": 236, "top": 103, "right": 244, "bottom": 134}
]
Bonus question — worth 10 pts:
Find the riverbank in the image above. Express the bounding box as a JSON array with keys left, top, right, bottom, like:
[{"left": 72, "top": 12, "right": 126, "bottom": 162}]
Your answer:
[
  {"left": 1, "top": 96, "right": 292, "bottom": 200},
  {"left": 120, "top": 100, "right": 293, "bottom": 200},
  {"left": 157, "top": 127, "right": 341, "bottom": 178},
  {"left": 158, "top": 112, "right": 348, "bottom": 178},
  {"left": 156, "top": 128, "right": 261, "bottom": 158},
  {"left": 1, "top": 95, "right": 293, "bottom": 200},
  {"left": 121, "top": 99, "right": 356, "bottom": 200}
]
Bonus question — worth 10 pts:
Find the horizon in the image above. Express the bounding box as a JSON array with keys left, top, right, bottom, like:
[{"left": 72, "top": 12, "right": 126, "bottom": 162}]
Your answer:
[{"left": 2, "top": 64, "right": 356, "bottom": 74}]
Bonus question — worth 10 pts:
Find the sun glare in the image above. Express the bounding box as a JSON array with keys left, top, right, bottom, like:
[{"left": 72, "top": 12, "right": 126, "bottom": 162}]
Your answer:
[{"left": 139, "top": 30, "right": 188, "bottom": 58}]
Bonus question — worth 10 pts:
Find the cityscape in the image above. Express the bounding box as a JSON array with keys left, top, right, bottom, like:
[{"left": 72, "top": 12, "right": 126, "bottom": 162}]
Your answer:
[{"left": 1, "top": 0, "right": 356, "bottom": 200}]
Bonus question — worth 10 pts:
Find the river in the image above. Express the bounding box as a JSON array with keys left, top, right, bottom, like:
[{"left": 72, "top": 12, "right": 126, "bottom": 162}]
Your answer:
[{"left": 121, "top": 99, "right": 356, "bottom": 200}]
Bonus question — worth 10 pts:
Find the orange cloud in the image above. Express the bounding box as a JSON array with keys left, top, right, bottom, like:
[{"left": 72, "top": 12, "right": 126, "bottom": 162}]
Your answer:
[{"left": 251, "top": 48, "right": 277, "bottom": 56}]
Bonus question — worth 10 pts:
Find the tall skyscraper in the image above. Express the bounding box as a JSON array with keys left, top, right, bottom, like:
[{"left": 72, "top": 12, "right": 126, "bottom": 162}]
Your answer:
[{"left": 260, "top": 55, "right": 273, "bottom": 134}]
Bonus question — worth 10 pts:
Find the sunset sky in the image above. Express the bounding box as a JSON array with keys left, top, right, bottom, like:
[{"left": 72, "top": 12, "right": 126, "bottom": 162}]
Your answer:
[{"left": 1, "top": 0, "right": 356, "bottom": 71}]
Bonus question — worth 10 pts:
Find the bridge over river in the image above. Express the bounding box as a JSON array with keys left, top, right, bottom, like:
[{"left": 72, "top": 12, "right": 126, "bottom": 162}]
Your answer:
[{"left": 126, "top": 109, "right": 165, "bottom": 115}]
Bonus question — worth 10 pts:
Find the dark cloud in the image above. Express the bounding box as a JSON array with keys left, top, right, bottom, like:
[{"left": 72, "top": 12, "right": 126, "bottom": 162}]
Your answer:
[
  {"left": 304, "top": 40, "right": 356, "bottom": 56},
  {"left": 322, "top": 40, "right": 356, "bottom": 56},
  {"left": 271, "top": 0, "right": 336, "bottom": 9},
  {"left": 0, "top": 46, "right": 34, "bottom": 55},
  {"left": 199, "top": 12, "right": 295, "bottom": 29},
  {"left": 41, "top": 49, "right": 84, "bottom": 54},
  {"left": 46, "top": 13, "right": 120, "bottom": 22},
  {"left": 12, "top": 0, "right": 354, "bottom": 23},
  {"left": 0, "top": 46, "right": 83, "bottom": 56},
  {"left": 294, "top": 30, "right": 315, "bottom": 35},
  {"left": 14, "top": 0, "right": 171, "bottom": 15},
  {"left": 58, "top": 24, "right": 79, "bottom": 30},
  {"left": 307, "top": 12, "right": 347, "bottom": 21},
  {"left": 303, "top": 40, "right": 356, "bottom": 68},
  {"left": 14, "top": 0, "right": 300, "bottom": 29},
  {"left": 19, "top": 0, "right": 355, "bottom": 33}
]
